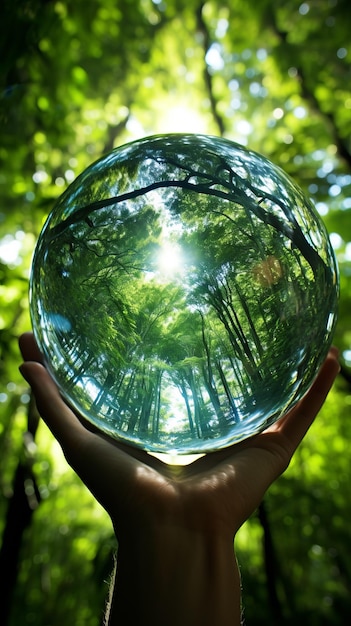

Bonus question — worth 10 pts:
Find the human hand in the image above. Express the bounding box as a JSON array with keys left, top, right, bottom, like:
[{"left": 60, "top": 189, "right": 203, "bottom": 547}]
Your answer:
[
  {"left": 19, "top": 332, "right": 340, "bottom": 626},
  {"left": 19, "top": 332, "right": 339, "bottom": 539}
]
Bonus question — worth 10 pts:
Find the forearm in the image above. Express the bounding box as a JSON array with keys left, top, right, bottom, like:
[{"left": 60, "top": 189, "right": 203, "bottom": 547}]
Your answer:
[{"left": 105, "top": 527, "right": 242, "bottom": 626}]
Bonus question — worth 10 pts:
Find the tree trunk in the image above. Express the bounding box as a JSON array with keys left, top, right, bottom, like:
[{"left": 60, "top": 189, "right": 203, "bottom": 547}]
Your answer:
[{"left": 0, "top": 395, "right": 41, "bottom": 625}]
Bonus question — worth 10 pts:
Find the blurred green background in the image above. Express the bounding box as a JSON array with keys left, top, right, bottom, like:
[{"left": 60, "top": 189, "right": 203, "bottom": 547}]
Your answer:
[{"left": 0, "top": 0, "right": 350, "bottom": 624}]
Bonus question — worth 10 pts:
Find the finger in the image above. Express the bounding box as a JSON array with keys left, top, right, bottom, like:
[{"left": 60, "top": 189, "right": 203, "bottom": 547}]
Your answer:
[
  {"left": 184, "top": 348, "right": 340, "bottom": 480},
  {"left": 19, "top": 360, "right": 161, "bottom": 476},
  {"left": 329, "top": 345, "right": 339, "bottom": 359},
  {"left": 273, "top": 348, "right": 340, "bottom": 450},
  {"left": 19, "top": 332, "right": 44, "bottom": 364},
  {"left": 19, "top": 360, "right": 87, "bottom": 449}
]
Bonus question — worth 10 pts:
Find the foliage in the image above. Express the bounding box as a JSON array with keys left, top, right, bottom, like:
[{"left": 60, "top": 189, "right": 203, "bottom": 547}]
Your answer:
[{"left": 0, "top": 0, "right": 350, "bottom": 624}]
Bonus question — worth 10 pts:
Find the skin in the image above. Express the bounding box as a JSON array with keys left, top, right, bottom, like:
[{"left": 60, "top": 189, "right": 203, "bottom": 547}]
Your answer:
[{"left": 19, "top": 332, "right": 340, "bottom": 626}]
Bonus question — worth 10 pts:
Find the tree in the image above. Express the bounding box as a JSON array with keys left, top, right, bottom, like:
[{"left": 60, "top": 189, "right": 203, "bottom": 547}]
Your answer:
[{"left": 1, "top": 0, "right": 351, "bottom": 624}]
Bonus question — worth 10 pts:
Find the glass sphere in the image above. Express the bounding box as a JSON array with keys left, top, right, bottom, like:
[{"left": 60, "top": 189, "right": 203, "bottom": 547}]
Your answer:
[{"left": 30, "top": 134, "right": 338, "bottom": 455}]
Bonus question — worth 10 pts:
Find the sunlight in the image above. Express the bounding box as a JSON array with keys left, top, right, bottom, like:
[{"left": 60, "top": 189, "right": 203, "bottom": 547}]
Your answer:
[
  {"left": 149, "top": 451, "right": 204, "bottom": 465},
  {"left": 156, "top": 103, "right": 209, "bottom": 134},
  {"left": 157, "top": 241, "right": 184, "bottom": 277},
  {"left": 0, "top": 235, "right": 22, "bottom": 266}
]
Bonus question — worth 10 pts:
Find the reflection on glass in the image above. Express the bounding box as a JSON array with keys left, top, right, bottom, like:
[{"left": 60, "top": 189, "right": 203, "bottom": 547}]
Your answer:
[{"left": 30, "top": 134, "right": 339, "bottom": 455}]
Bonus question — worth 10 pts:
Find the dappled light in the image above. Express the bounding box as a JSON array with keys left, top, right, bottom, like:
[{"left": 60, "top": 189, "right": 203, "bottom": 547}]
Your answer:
[{"left": 1, "top": 0, "right": 351, "bottom": 624}]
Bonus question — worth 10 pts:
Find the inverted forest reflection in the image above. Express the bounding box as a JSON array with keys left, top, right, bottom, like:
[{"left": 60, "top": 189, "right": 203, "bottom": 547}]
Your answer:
[{"left": 30, "top": 134, "right": 338, "bottom": 455}]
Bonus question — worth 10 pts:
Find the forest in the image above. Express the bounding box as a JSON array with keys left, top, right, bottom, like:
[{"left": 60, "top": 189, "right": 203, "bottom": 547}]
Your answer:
[{"left": 0, "top": 0, "right": 351, "bottom": 624}]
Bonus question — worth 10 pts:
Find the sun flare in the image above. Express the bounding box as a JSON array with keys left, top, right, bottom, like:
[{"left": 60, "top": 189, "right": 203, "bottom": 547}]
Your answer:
[
  {"left": 156, "top": 103, "right": 209, "bottom": 134},
  {"left": 157, "top": 241, "right": 184, "bottom": 276}
]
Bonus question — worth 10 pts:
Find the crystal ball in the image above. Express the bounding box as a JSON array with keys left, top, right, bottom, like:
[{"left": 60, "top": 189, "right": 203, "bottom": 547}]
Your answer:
[{"left": 30, "top": 134, "right": 338, "bottom": 455}]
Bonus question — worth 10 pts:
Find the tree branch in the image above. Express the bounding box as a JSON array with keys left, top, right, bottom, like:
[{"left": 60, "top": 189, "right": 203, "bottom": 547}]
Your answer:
[
  {"left": 196, "top": 2, "right": 226, "bottom": 136},
  {"left": 267, "top": 8, "right": 351, "bottom": 170},
  {"left": 46, "top": 156, "right": 330, "bottom": 283}
]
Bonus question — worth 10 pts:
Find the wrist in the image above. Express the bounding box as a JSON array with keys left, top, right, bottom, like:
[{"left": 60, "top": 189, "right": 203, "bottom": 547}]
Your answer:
[{"left": 108, "top": 525, "right": 241, "bottom": 626}]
